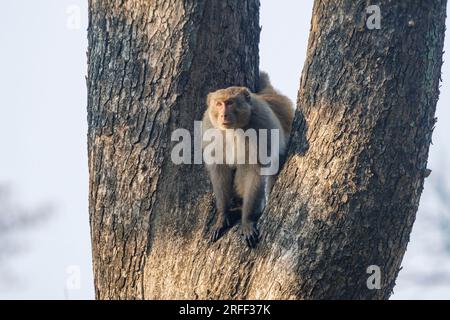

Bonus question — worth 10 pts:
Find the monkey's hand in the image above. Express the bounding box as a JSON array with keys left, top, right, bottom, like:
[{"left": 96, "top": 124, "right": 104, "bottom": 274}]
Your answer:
[
  {"left": 211, "top": 214, "right": 232, "bottom": 242},
  {"left": 240, "top": 221, "right": 259, "bottom": 248}
]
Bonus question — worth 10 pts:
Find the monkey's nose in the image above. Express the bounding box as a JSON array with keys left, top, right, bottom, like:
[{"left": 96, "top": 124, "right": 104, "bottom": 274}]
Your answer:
[{"left": 221, "top": 115, "right": 232, "bottom": 125}]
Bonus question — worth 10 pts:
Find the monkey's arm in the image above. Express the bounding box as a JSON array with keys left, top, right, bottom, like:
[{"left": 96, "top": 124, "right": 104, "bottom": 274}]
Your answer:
[
  {"left": 207, "top": 164, "right": 234, "bottom": 241},
  {"left": 235, "top": 165, "right": 264, "bottom": 247}
]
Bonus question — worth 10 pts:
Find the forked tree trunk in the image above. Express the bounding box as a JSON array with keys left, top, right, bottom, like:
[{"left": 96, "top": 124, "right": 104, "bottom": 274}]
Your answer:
[{"left": 87, "top": 0, "right": 446, "bottom": 299}]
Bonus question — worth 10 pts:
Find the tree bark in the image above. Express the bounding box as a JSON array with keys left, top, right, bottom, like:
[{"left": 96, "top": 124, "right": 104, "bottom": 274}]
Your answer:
[
  {"left": 87, "top": 0, "right": 447, "bottom": 300},
  {"left": 87, "top": 0, "right": 260, "bottom": 299},
  {"left": 262, "top": 0, "right": 447, "bottom": 299}
]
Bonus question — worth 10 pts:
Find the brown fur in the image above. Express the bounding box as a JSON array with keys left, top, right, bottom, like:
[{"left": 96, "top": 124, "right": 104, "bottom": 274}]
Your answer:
[
  {"left": 257, "top": 72, "right": 294, "bottom": 135},
  {"left": 206, "top": 72, "right": 294, "bottom": 136},
  {"left": 202, "top": 72, "right": 293, "bottom": 248}
]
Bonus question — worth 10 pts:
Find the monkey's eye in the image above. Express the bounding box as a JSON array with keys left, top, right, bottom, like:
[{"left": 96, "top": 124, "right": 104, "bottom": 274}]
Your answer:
[{"left": 224, "top": 100, "right": 233, "bottom": 106}]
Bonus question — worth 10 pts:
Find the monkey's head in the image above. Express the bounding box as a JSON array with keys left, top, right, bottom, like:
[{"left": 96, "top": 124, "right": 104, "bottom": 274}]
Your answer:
[{"left": 207, "top": 87, "right": 252, "bottom": 130}]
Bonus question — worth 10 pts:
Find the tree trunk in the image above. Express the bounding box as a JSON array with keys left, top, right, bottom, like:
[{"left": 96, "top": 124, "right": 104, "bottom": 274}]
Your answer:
[
  {"left": 87, "top": 0, "right": 447, "bottom": 300},
  {"left": 87, "top": 0, "right": 260, "bottom": 299},
  {"left": 262, "top": 0, "right": 447, "bottom": 299}
]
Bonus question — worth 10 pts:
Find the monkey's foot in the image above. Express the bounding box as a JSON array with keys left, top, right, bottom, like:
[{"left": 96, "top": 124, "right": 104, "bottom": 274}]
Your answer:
[
  {"left": 240, "top": 221, "right": 259, "bottom": 248},
  {"left": 211, "top": 216, "right": 232, "bottom": 242}
]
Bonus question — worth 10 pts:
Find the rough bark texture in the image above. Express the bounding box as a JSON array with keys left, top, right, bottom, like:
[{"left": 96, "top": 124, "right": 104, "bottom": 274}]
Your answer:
[
  {"left": 262, "top": 0, "right": 447, "bottom": 299},
  {"left": 87, "top": 0, "right": 447, "bottom": 300},
  {"left": 87, "top": 0, "right": 260, "bottom": 299}
]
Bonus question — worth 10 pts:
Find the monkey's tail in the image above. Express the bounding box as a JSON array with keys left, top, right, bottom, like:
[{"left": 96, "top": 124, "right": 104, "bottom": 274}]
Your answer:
[
  {"left": 257, "top": 71, "right": 294, "bottom": 135},
  {"left": 257, "top": 71, "right": 275, "bottom": 94}
]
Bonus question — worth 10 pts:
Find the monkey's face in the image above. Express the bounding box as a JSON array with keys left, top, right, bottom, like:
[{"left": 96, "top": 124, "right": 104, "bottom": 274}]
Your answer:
[{"left": 207, "top": 87, "right": 252, "bottom": 130}]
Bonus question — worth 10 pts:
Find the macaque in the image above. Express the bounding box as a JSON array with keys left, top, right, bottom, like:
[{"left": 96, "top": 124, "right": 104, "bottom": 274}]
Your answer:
[{"left": 202, "top": 72, "right": 294, "bottom": 248}]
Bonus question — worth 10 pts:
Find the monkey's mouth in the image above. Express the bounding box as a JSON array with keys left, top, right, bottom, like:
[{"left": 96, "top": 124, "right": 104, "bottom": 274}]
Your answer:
[{"left": 221, "top": 121, "right": 233, "bottom": 127}]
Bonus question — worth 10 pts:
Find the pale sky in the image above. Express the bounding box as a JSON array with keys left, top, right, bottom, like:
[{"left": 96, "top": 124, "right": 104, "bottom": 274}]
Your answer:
[{"left": 0, "top": 1, "right": 449, "bottom": 299}]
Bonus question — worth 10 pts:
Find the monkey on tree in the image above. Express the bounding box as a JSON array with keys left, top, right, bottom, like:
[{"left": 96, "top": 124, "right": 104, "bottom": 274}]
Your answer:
[{"left": 202, "top": 72, "right": 293, "bottom": 248}]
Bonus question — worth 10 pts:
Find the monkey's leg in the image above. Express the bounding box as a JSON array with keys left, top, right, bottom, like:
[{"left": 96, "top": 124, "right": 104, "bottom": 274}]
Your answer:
[
  {"left": 235, "top": 165, "right": 264, "bottom": 248},
  {"left": 207, "top": 164, "right": 234, "bottom": 242}
]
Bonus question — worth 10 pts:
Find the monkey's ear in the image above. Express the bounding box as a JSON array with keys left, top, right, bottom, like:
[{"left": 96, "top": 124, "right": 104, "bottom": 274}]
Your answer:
[{"left": 240, "top": 88, "right": 251, "bottom": 102}]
